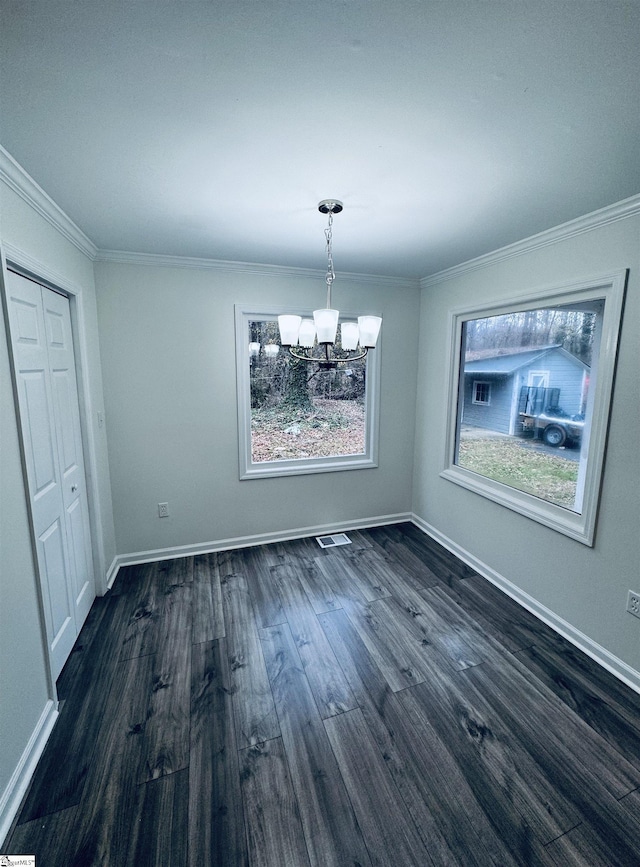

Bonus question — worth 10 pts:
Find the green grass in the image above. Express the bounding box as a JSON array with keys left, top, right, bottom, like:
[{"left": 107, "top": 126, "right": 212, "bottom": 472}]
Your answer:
[{"left": 457, "top": 436, "right": 579, "bottom": 508}]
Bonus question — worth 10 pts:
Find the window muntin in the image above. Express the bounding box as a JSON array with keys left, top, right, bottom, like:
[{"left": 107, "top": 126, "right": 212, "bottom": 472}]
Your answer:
[
  {"left": 472, "top": 381, "right": 492, "bottom": 405},
  {"left": 235, "top": 307, "right": 380, "bottom": 479},
  {"left": 441, "top": 273, "right": 626, "bottom": 545}
]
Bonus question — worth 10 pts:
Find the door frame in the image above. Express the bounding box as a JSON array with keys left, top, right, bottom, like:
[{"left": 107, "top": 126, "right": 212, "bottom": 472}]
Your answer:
[{"left": 1, "top": 243, "right": 107, "bottom": 690}]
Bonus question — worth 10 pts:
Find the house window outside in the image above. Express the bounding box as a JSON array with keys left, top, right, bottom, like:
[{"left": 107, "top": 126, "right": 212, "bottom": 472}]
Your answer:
[
  {"left": 472, "top": 381, "right": 491, "bottom": 405},
  {"left": 441, "top": 272, "right": 626, "bottom": 545},
  {"left": 235, "top": 307, "right": 380, "bottom": 479}
]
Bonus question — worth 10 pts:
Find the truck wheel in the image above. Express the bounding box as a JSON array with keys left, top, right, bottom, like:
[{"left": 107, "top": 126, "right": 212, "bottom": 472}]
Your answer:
[{"left": 543, "top": 424, "right": 566, "bottom": 447}]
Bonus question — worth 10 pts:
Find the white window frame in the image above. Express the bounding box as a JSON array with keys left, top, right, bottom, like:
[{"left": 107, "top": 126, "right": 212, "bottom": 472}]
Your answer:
[
  {"left": 472, "top": 380, "right": 492, "bottom": 405},
  {"left": 440, "top": 272, "right": 627, "bottom": 546},
  {"left": 235, "top": 305, "right": 381, "bottom": 480}
]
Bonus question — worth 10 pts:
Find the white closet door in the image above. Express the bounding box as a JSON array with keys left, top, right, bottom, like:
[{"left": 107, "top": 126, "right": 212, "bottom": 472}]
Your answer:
[{"left": 6, "top": 270, "right": 95, "bottom": 678}]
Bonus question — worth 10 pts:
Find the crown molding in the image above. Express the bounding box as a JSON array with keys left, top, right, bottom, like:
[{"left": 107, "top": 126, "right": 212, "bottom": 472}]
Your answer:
[
  {"left": 2, "top": 242, "right": 85, "bottom": 296},
  {"left": 94, "top": 248, "right": 419, "bottom": 290},
  {"left": 0, "top": 146, "right": 98, "bottom": 260},
  {"left": 420, "top": 193, "right": 640, "bottom": 289}
]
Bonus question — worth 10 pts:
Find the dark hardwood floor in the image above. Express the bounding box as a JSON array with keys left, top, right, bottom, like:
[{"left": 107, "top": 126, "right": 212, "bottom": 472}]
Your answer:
[{"left": 6, "top": 522, "right": 640, "bottom": 865}]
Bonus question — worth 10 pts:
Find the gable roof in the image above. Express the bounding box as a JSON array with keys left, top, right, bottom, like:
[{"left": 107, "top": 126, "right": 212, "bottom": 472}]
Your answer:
[{"left": 464, "top": 345, "right": 589, "bottom": 375}]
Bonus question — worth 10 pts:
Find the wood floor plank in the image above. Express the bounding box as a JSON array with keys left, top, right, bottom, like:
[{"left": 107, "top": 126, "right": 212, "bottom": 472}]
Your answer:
[
  {"left": 516, "top": 640, "right": 640, "bottom": 760},
  {"left": 129, "top": 769, "right": 189, "bottom": 867},
  {"left": 260, "top": 622, "right": 372, "bottom": 867},
  {"left": 239, "top": 738, "right": 312, "bottom": 867},
  {"left": 319, "top": 608, "right": 523, "bottom": 866},
  {"left": 118, "top": 561, "right": 166, "bottom": 660},
  {"left": 216, "top": 546, "right": 246, "bottom": 577},
  {"left": 442, "top": 573, "right": 564, "bottom": 653},
  {"left": 241, "top": 545, "right": 286, "bottom": 628},
  {"left": 5, "top": 804, "right": 79, "bottom": 866},
  {"left": 192, "top": 552, "right": 225, "bottom": 643},
  {"left": 465, "top": 658, "right": 640, "bottom": 801},
  {"left": 324, "top": 707, "right": 434, "bottom": 867},
  {"left": 360, "top": 531, "right": 444, "bottom": 592},
  {"left": 56, "top": 593, "right": 110, "bottom": 698},
  {"left": 67, "top": 653, "right": 158, "bottom": 866},
  {"left": 295, "top": 556, "right": 342, "bottom": 614},
  {"left": 382, "top": 574, "right": 486, "bottom": 671},
  {"left": 270, "top": 563, "right": 357, "bottom": 718},
  {"left": 421, "top": 583, "right": 507, "bottom": 666},
  {"left": 344, "top": 597, "right": 429, "bottom": 691},
  {"left": 341, "top": 547, "right": 396, "bottom": 600},
  {"left": 18, "top": 594, "right": 131, "bottom": 821},
  {"left": 397, "top": 667, "right": 583, "bottom": 846},
  {"left": 140, "top": 581, "right": 192, "bottom": 782},
  {"left": 315, "top": 554, "right": 430, "bottom": 691},
  {"left": 189, "top": 639, "right": 248, "bottom": 867},
  {"left": 371, "top": 523, "right": 476, "bottom": 585},
  {"left": 323, "top": 547, "right": 392, "bottom": 602},
  {"left": 221, "top": 572, "right": 281, "bottom": 747},
  {"left": 108, "top": 561, "right": 148, "bottom": 596},
  {"left": 544, "top": 792, "right": 640, "bottom": 867}
]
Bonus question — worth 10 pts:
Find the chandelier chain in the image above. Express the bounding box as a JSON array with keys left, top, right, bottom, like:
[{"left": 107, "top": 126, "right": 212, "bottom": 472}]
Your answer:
[{"left": 325, "top": 208, "right": 335, "bottom": 308}]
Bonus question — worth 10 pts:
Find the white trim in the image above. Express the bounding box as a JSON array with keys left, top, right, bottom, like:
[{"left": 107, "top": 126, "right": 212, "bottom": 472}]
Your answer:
[
  {"left": 105, "top": 556, "right": 120, "bottom": 591},
  {"left": 3, "top": 246, "right": 109, "bottom": 594},
  {"left": 411, "top": 515, "right": 640, "bottom": 696},
  {"left": 0, "top": 700, "right": 58, "bottom": 848},
  {"left": 0, "top": 146, "right": 97, "bottom": 260},
  {"left": 420, "top": 193, "right": 640, "bottom": 288},
  {"left": 235, "top": 305, "right": 381, "bottom": 480},
  {"left": 441, "top": 272, "right": 627, "bottom": 546},
  {"left": 95, "top": 248, "right": 419, "bottom": 289},
  {"left": 107, "top": 513, "right": 411, "bottom": 577}
]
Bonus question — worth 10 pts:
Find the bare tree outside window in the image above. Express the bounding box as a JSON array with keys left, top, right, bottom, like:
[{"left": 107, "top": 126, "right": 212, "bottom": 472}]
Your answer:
[
  {"left": 248, "top": 319, "right": 366, "bottom": 463},
  {"left": 235, "top": 308, "right": 380, "bottom": 479}
]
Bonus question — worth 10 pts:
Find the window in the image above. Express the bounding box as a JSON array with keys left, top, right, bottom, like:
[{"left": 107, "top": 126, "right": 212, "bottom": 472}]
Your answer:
[
  {"left": 472, "top": 381, "right": 491, "bottom": 405},
  {"left": 441, "top": 272, "right": 627, "bottom": 545},
  {"left": 235, "top": 307, "right": 380, "bottom": 479}
]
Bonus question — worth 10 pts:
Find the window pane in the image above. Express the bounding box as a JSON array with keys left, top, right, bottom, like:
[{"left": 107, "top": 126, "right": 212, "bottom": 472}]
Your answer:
[
  {"left": 455, "top": 304, "right": 598, "bottom": 512},
  {"left": 248, "top": 318, "right": 367, "bottom": 464}
]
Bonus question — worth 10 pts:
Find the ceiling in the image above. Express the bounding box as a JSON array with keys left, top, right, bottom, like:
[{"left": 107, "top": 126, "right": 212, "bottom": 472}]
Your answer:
[{"left": 2, "top": 1, "right": 639, "bottom": 280}]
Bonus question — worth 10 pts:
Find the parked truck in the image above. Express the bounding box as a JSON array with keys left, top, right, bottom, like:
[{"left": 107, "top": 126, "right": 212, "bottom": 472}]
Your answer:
[{"left": 518, "top": 386, "right": 584, "bottom": 447}]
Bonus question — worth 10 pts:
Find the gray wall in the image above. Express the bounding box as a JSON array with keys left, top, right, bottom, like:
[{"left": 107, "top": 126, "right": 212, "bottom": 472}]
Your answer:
[
  {"left": 413, "top": 215, "right": 640, "bottom": 675},
  {"left": 0, "top": 180, "right": 115, "bottom": 826},
  {"left": 94, "top": 260, "right": 420, "bottom": 556}
]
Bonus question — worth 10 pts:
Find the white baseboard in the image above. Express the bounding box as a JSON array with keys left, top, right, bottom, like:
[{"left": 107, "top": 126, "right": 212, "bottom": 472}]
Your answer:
[
  {"left": 0, "top": 700, "right": 58, "bottom": 848},
  {"left": 105, "top": 556, "right": 119, "bottom": 591},
  {"left": 108, "top": 512, "right": 412, "bottom": 582},
  {"left": 411, "top": 514, "right": 640, "bottom": 695}
]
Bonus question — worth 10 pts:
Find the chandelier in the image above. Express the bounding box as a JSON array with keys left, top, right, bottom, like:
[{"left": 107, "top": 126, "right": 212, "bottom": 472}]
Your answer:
[{"left": 277, "top": 200, "right": 382, "bottom": 369}]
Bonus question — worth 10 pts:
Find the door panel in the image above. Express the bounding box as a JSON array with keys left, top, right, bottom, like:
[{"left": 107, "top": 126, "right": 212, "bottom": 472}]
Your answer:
[
  {"left": 52, "top": 370, "right": 78, "bottom": 475},
  {"left": 39, "top": 518, "right": 74, "bottom": 660},
  {"left": 6, "top": 270, "right": 95, "bottom": 679},
  {"left": 22, "top": 371, "right": 58, "bottom": 495}
]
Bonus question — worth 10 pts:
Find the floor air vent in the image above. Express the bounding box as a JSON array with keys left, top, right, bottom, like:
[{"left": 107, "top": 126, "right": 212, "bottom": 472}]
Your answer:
[{"left": 316, "top": 533, "right": 352, "bottom": 549}]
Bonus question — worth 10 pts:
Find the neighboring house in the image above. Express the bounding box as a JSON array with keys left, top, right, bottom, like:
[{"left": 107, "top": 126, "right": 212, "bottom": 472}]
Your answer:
[{"left": 461, "top": 345, "right": 589, "bottom": 436}]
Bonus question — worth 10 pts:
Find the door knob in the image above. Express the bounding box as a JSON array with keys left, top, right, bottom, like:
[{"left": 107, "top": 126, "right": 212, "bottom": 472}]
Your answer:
[{"left": 71, "top": 484, "right": 78, "bottom": 493}]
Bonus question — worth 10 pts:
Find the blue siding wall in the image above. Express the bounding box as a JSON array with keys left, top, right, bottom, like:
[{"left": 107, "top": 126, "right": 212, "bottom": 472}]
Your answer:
[
  {"left": 462, "top": 375, "right": 513, "bottom": 433},
  {"left": 461, "top": 350, "right": 586, "bottom": 435},
  {"left": 529, "top": 354, "right": 585, "bottom": 415}
]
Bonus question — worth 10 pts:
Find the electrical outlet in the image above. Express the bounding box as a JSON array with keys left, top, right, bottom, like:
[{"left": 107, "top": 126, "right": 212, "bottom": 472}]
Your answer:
[
  {"left": 158, "top": 502, "right": 169, "bottom": 518},
  {"left": 627, "top": 590, "right": 640, "bottom": 619}
]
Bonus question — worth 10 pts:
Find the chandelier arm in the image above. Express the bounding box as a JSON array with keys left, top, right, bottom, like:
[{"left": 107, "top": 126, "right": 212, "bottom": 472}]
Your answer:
[{"left": 287, "top": 346, "right": 369, "bottom": 364}]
